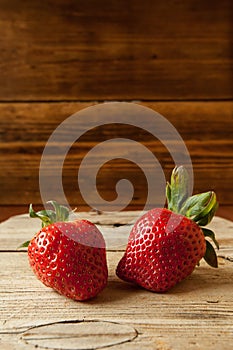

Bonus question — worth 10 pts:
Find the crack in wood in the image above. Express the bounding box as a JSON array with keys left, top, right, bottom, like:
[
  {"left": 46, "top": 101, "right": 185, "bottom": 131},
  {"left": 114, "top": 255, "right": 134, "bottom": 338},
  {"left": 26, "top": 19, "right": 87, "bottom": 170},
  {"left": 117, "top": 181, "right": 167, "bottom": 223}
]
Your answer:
[{"left": 219, "top": 255, "right": 233, "bottom": 262}]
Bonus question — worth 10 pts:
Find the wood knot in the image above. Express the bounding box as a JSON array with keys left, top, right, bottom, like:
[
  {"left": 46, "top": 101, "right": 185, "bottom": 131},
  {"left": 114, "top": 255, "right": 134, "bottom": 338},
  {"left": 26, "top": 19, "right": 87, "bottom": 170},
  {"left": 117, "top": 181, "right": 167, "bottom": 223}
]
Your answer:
[{"left": 21, "top": 319, "right": 138, "bottom": 349}]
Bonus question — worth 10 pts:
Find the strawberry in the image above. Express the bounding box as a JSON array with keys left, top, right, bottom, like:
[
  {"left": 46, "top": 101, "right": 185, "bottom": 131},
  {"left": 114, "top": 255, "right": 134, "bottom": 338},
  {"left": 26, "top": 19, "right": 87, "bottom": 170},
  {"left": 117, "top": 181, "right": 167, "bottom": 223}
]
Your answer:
[
  {"left": 116, "top": 166, "right": 219, "bottom": 292},
  {"left": 24, "top": 201, "right": 108, "bottom": 301}
]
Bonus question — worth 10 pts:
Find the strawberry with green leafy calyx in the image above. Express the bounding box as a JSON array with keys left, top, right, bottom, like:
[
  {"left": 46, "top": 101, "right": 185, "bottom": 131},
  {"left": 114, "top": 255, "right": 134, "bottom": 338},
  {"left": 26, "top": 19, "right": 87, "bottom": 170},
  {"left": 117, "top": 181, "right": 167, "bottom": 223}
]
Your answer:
[
  {"left": 116, "top": 166, "right": 219, "bottom": 292},
  {"left": 24, "top": 201, "right": 108, "bottom": 301}
]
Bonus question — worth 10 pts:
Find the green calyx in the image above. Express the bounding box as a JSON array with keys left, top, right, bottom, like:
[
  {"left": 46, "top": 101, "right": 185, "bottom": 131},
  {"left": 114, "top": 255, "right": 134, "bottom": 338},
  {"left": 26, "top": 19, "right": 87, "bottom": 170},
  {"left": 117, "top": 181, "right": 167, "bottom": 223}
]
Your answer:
[
  {"left": 166, "top": 166, "right": 219, "bottom": 268},
  {"left": 29, "top": 200, "right": 70, "bottom": 228},
  {"left": 18, "top": 201, "right": 70, "bottom": 249}
]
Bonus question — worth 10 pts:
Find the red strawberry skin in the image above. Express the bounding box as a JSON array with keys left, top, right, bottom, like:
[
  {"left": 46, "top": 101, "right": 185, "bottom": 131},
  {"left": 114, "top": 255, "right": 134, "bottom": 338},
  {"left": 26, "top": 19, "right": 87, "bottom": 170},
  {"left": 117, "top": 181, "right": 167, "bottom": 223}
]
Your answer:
[
  {"left": 28, "top": 220, "right": 108, "bottom": 301},
  {"left": 116, "top": 208, "right": 206, "bottom": 292}
]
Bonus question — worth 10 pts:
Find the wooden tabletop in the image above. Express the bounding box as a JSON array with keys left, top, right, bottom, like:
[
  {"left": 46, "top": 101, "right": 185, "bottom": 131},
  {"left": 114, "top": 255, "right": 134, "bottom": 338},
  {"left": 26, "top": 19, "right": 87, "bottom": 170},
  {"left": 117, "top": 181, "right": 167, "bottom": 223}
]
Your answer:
[{"left": 0, "top": 211, "right": 233, "bottom": 350}]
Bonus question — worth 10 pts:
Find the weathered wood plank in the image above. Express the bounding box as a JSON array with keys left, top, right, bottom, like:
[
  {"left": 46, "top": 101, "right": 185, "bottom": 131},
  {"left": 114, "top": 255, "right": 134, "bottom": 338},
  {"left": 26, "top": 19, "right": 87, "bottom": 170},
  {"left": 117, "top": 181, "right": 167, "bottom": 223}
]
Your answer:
[
  {"left": 0, "top": 213, "right": 232, "bottom": 258},
  {"left": 0, "top": 250, "right": 233, "bottom": 348},
  {"left": 1, "top": 101, "right": 232, "bottom": 206},
  {"left": 0, "top": 1, "right": 232, "bottom": 100},
  {"left": 0, "top": 140, "right": 232, "bottom": 205},
  {"left": 0, "top": 213, "right": 232, "bottom": 349},
  {"left": 1, "top": 101, "right": 233, "bottom": 142},
  {"left": 0, "top": 211, "right": 233, "bottom": 260},
  {"left": 2, "top": 251, "right": 232, "bottom": 349}
]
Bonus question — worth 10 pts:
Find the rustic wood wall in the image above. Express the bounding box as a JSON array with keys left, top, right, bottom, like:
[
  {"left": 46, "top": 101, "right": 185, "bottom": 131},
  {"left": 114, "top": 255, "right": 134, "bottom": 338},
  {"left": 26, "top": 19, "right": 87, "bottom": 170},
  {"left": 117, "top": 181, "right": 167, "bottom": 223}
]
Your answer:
[{"left": 0, "top": 0, "right": 232, "bottom": 212}]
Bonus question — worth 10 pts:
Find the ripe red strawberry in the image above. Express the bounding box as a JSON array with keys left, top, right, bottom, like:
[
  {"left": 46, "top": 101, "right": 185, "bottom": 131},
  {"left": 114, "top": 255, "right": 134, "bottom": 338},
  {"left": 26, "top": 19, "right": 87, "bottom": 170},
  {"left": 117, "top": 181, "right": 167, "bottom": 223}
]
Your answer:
[
  {"left": 24, "top": 201, "right": 108, "bottom": 301},
  {"left": 116, "top": 166, "right": 219, "bottom": 292}
]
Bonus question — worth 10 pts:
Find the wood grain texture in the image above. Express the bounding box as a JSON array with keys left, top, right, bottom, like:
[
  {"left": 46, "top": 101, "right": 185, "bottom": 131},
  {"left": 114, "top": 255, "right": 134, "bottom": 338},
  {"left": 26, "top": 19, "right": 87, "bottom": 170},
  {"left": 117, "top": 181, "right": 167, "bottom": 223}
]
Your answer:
[
  {"left": 0, "top": 141, "right": 232, "bottom": 205},
  {"left": 1, "top": 101, "right": 233, "bottom": 142},
  {"left": 0, "top": 0, "right": 232, "bottom": 100},
  {"left": 0, "top": 0, "right": 232, "bottom": 210},
  {"left": 0, "top": 212, "right": 233, "bottom": 350},
  {"left": 0, "top": 211, "right": 232, "bottom": 253},
  {"left": 0, "top": 101, "right": 232, "bottom": 206}
]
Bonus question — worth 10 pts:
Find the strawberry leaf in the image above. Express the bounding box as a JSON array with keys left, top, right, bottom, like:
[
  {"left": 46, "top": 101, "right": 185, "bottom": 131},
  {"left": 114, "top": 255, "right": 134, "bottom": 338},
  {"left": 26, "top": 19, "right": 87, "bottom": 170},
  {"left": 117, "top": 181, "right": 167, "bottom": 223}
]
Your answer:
[
  {"left": 180, "top": 192, "right": 209, "bottom": 216},
  {"left": 204, "top": 240, "right": 218, "bottom": 268},
  {"left": 18, "top": 240, "right": 30, "bottom": 249},
  {"left": 29, "top": 201, "right": 70, "bottom": 228},
  {"left": 180, "top": 191, "right": 218, "bottom": 227},
  {"left": 36, "top": 210, "right": 56, "bottom": 222},
  {"left": 166, "top": 182, "right": 171, "bottom": 205},
  {"left": 195, "top": 201, "right": 218, "bottom": 226},
  {"left": 167, "top": 166, "right": 190, "bottom": 213},
  {"left": 202, "top": 228, "right": 219, "bottom": 250},
  {"left": 47, "top": 200, "right": 69, "bottom": 222},
  {"left": 29, "top": 204, "right": 53, "bottom": 227}
]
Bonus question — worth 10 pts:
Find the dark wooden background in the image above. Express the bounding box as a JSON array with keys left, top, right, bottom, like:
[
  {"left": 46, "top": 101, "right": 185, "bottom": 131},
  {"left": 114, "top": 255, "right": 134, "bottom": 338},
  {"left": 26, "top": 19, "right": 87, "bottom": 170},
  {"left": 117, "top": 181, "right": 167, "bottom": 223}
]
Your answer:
[{"left": 0, "top": 0, "right": 232, "bottom": 220}]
